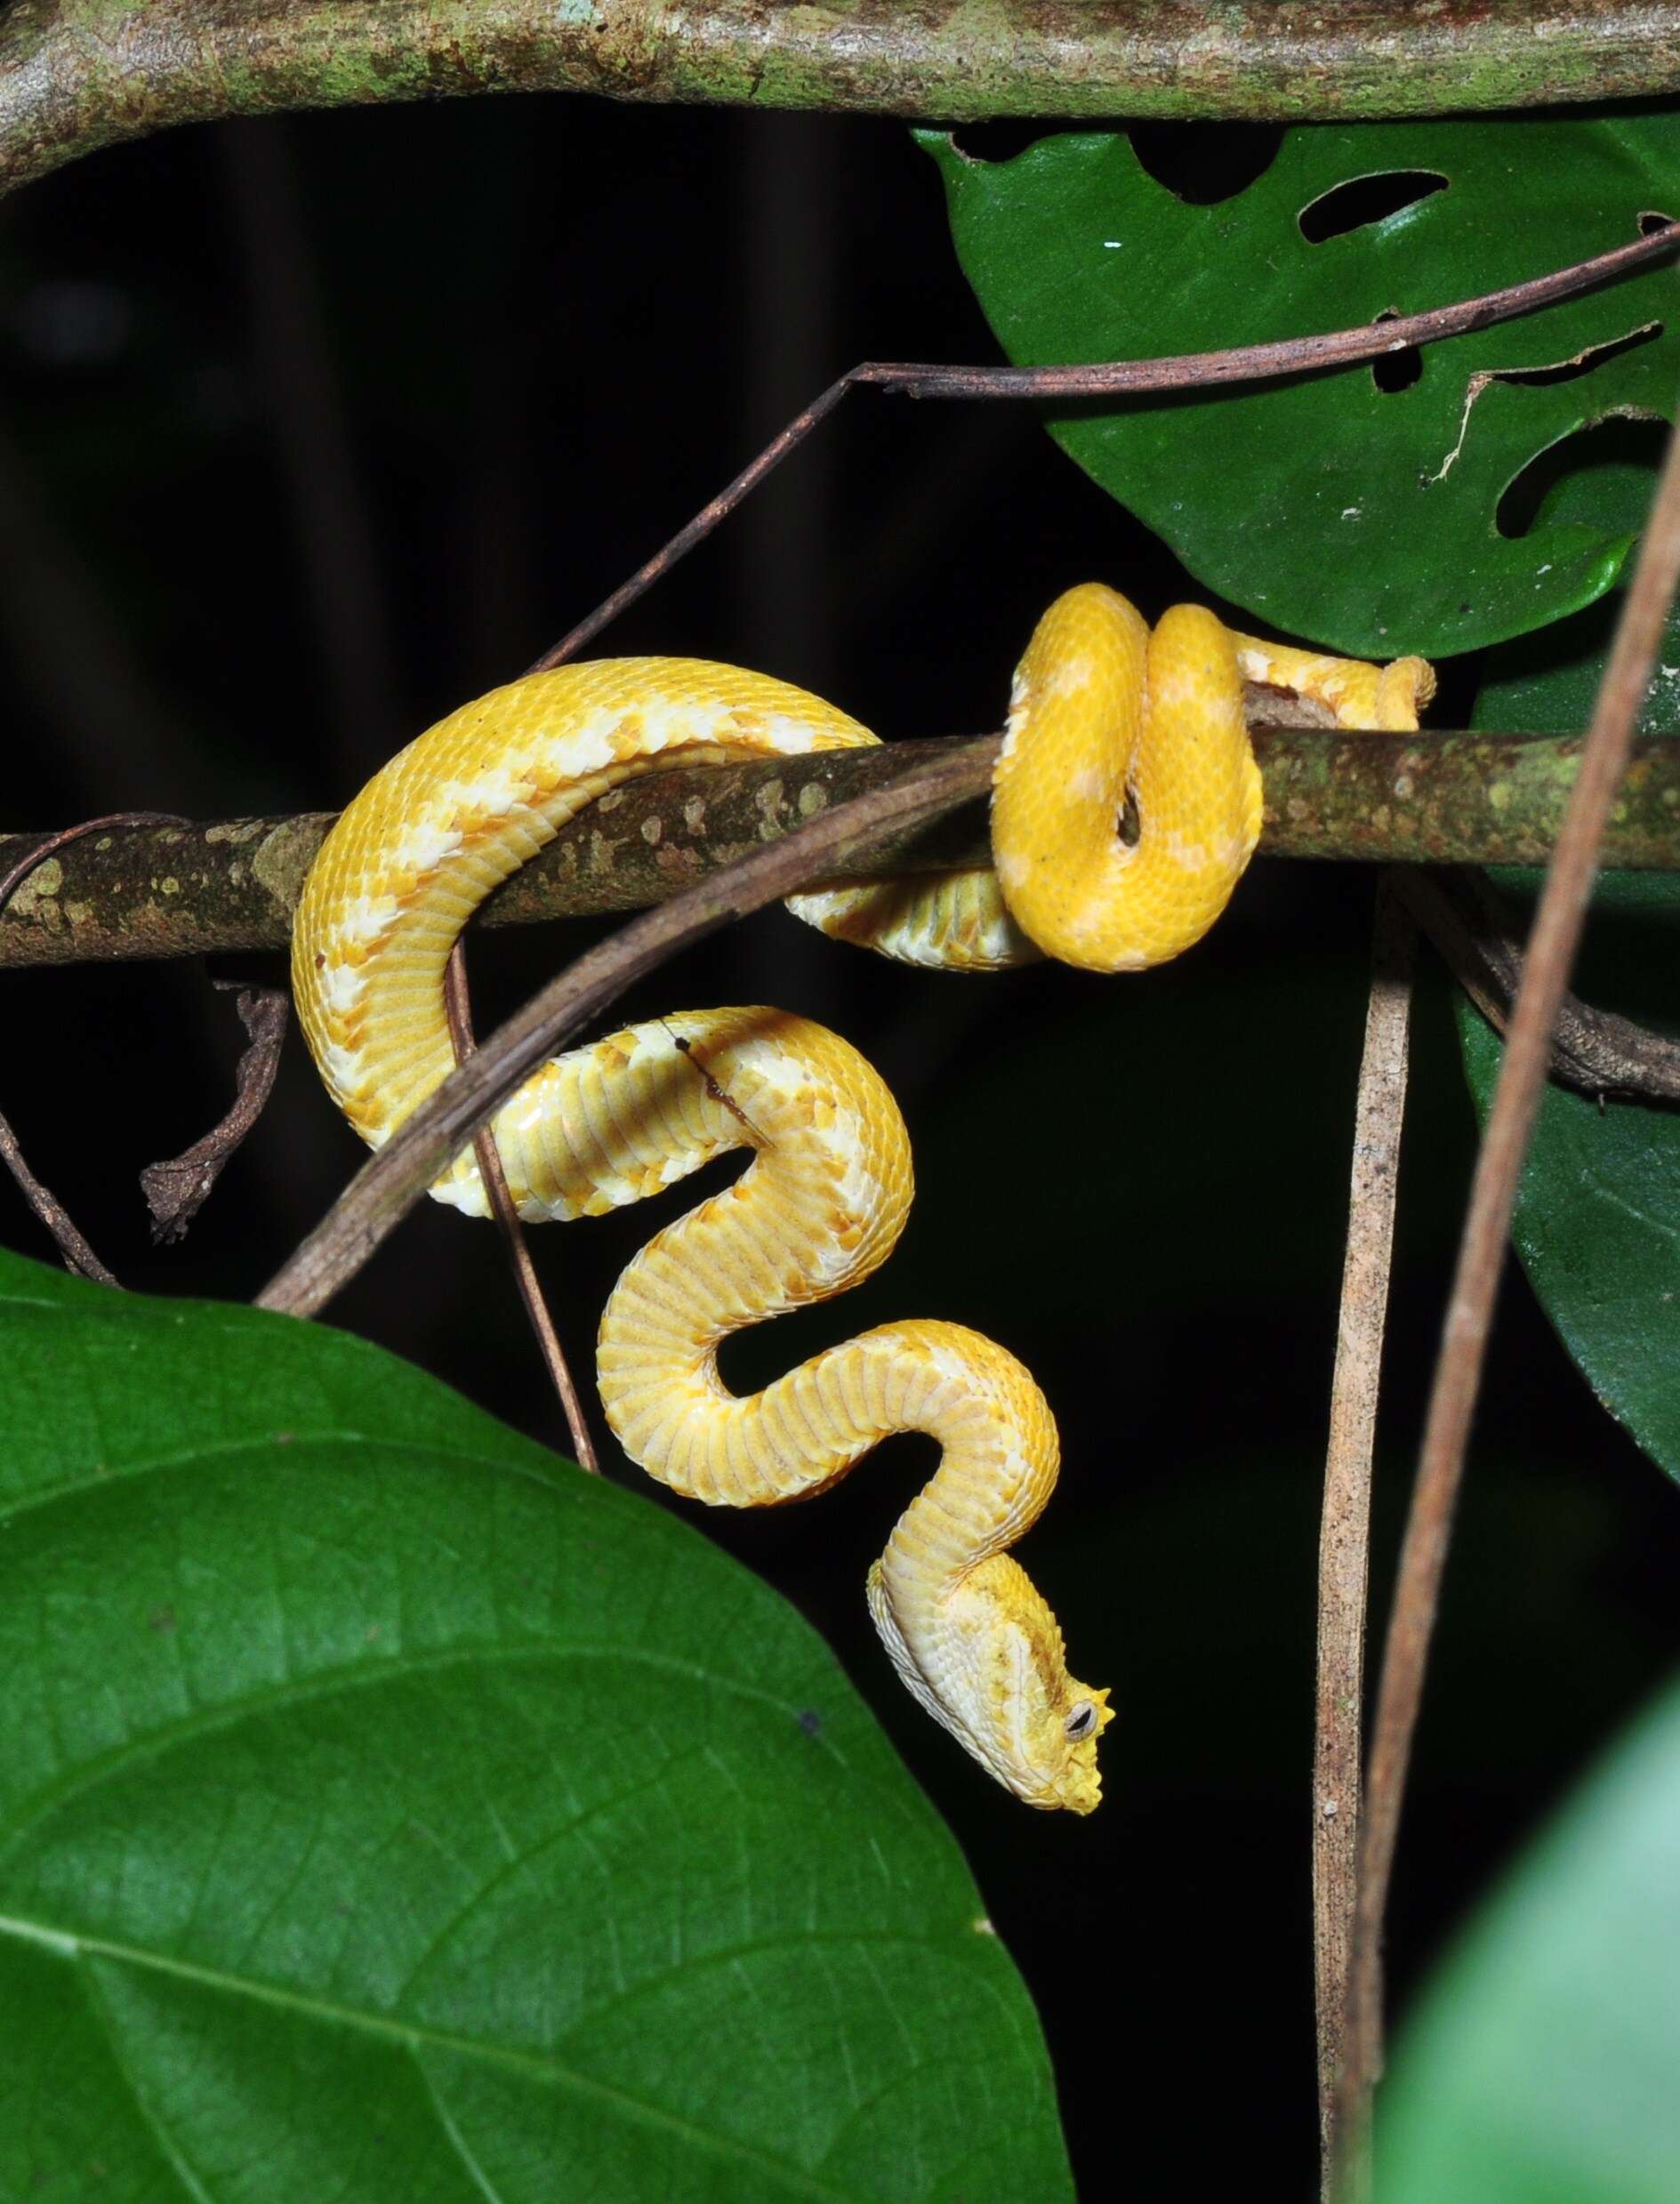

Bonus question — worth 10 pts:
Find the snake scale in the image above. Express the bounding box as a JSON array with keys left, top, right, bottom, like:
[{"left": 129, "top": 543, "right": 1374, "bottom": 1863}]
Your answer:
[{"left": 295, "top": 583, "right": 1431, "bottom": 1814}]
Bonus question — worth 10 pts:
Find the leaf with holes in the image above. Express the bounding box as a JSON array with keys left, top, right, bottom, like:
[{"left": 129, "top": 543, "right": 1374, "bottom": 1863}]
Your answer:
[
  {"left": 1380, "top": 1671, "right": 1680, "bottom": 2200},
  {"left": 0, "top": 1250, "right": 1072, "bottom": 2202},
  {"left": 920, "top": 116, "right": 1680, "bottom": 656},
  {"left": 1460, "top": 591, "right": 1680, "bottom": 1484}
]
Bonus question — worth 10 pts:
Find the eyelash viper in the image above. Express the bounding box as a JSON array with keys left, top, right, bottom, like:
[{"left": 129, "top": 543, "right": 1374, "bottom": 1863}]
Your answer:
[{"left": 293, "top": 583, "right": 1432, "bottom": 1813}]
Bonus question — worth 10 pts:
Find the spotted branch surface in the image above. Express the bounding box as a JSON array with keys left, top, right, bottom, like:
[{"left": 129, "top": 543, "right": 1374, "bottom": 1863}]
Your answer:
[
  {"left": 4, "top": 726, "right": 1678, "bottom": 969},
  {"left": 5, "top": 1, "right": 1680, "bottom": 200}
]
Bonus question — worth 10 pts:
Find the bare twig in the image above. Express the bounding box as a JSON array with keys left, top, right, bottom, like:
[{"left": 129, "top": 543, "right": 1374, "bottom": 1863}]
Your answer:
[
  {"left": 140, "top": 980, "right": 290, "bottom": 1242},
  {"left": 442, "top": 940, "right": 601, "bottom": 1474},
  {"left": 254, "top": 743, "right": 985, "bottom": 1318},
  {"left": 0, "top": 1109, "right": 117, "bottom": 1285},
  {"left": 0, "top": 811, "right": 190, "bottom": 1285},
  {"left": 1338, "top": 410, "right": 1680, "bottom": 2181},
  {"left": 541, "top": 224, "right": 1679, "bottom": 666},
  {"left": 1397, "top": 867, "right": 1680, "bottom": 1105},
  {"left": 1314, "top": 879, "right": 1414, "bottom": 2203}
]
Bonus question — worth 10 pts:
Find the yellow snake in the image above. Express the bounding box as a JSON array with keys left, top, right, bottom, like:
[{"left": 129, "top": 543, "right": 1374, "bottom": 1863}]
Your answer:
[{"left": 294, "top": 584, "right": 1431, "bottom": 1814}]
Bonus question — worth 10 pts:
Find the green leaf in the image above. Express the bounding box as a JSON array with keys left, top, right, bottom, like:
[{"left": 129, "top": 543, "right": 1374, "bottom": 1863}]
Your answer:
[
  {"left": 1462, "top": 590, "right": 1680, "bottom": 1484},
  {"left": 920, "top": 116, "right": 1680, "bottom": 657},
  {"left": 1380, "top": 1670, "right": 1680, "bottom": 2202},
  {"left": 1459, "top": 1009, "right": 1680, "bottom": 1482},
  {"left": 0, "top": 1250, "right": 1070, "bottom": 2202}
]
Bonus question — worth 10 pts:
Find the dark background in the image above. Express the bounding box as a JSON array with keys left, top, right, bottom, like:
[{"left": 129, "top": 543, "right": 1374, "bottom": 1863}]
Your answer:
[{"left": 4, "top": 94, "right": 1677, "bottom": 2194}]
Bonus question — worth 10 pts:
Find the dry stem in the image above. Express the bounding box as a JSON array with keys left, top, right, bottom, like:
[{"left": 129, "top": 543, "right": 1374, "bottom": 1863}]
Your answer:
[
  {"left": 0, "top": 1109, "right": 117, "bottom": 1284},
  {"left": 0, "top": 811, "right": 188, "bottom": 1284},
  {"left": 543, "top": 227, "right": 1677, "bottom": 668},
  {"left": 443, "top": 941, "right": 601, "bottom": 1475},
  {"left": 1397, "top": 868, "right": 1680, "bottom": 1105},
  {"left": 1338, "top": 412, "right": 1680, "bottom": 2184},
  {"left": 140, "top": 981, "right": 290, "bottom": 1241},
  {"left": 1314, "top": 879, "right": 1413, "bottom": 2202}
]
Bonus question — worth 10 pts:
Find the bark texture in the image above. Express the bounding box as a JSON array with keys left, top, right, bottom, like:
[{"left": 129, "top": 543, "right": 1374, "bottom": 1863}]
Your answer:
[
  {"left": 5, "top": 727, "right": 1679, "bottom": 969},
  {"left": 5, "top": 2, "right": 1680, "bottom": 201}
]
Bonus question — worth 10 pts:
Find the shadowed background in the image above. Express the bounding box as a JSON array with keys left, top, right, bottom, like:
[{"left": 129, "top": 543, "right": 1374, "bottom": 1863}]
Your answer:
[{"left": 3, "top": 98, "right": 1676, "bottom": 2194}]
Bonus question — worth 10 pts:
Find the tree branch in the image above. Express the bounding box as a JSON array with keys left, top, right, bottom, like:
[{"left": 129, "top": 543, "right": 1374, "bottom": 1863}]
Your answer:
[
  {"left": 5, "top": 727, "right": 1680, "bottom": 970},
  {"left": 254, "top": 741, "right": 986, "bottom": 1317},
  {"left": 5, "top": 0, "right": 1680, "bottom": 201}
]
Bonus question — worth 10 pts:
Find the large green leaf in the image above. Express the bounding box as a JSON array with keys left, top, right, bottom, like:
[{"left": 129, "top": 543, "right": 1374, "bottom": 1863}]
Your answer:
[
  {"left": 920, "top": 116, "right": 1680, "bottom": 657},
  {"left": 0, "top": 1250, "right": 1071, "bottom": 2202},
  {"left": 1380, "top": 1669, "right": 1680, "bottom": 2201},
  {"left": 1463, "top": 591, "right": 1680, "bottom": 1484}
]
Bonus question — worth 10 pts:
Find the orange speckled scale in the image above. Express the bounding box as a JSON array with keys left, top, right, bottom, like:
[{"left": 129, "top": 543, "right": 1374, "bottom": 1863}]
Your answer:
[{"left": 294, "top": 591, "right": 1430, "bottom": 1811}]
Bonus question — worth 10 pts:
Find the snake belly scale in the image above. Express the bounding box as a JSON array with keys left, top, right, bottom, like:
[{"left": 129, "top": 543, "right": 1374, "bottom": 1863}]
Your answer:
[{"left": 294, "top": 583, "right": 1431, "bottom": 1814}]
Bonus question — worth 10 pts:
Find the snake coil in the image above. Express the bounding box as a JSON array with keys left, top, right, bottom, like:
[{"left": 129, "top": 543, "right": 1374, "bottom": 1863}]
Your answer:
[{"left": 295, "top": 584, "right": 1430, "bottom": 1812}]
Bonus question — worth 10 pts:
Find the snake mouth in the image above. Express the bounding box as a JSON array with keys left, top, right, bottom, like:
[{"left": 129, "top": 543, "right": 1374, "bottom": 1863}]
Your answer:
[{"left": 1027, "top": 1758, "right": 1103, "bottom": 1815}]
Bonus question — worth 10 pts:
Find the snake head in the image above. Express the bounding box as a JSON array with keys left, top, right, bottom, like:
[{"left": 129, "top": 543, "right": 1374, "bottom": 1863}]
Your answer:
[
  {"left": 1041, "top": 1677, "right": 1113, "bottom": 1815},
  {"left": 870, "top": 1554, "right": 1112, "bottom": 1813},
  {"left": 961, "top": 1556, "right": 1113, "bottom": 1813},
  {"left": 997, "top": 1631, "right": 1113, "bottom": 1815}
]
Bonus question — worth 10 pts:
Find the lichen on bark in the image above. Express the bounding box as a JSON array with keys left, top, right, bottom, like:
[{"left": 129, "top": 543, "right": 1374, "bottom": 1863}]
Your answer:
[
  {"left": 5, "top": 728, "right": 1679, "bottom": 969},
  {"left": 5, "top": 2, "right": 1680, "bottom": 202}
]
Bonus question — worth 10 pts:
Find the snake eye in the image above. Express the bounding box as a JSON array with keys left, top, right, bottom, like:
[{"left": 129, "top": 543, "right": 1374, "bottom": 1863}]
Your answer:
[{"left": 1064, "top": 1701, "right": 1098, "bottom": 1742}]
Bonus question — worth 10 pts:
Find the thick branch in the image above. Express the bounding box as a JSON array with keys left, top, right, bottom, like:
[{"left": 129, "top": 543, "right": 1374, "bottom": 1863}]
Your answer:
[
  {"left": 4, "top": 727, "right": 1680, "bottom": 969},
  {"left": 6, "top": 2, "right": 1680, "bottom": 200}
]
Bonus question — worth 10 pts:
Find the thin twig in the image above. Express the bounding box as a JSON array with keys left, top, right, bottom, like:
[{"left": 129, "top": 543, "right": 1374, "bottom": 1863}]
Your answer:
[
  {"left": 140, "top": 980, "right": 291, "bottom": 1242},
  {"left": 540, "top": 224, "right": 1678, "bottom": 665},
  {"left": 1338, "top": 409, "right": 1680, "bottom": 2184},
  {"left": 255, "top": 742, "right": 985, "bottom": 1318},
  {"left": 443, "top": 940, "right": 601, "bottom": 1474},
  {"left": 1314, "top": 879, "right": 1414, "bottom": 2204},
  {"left": 0, "top": 812, "right": 189, "bottom": 1286},
  {"left": 0, "top": 1110, "right": 118, "bottom": 1285},
  {"left": 1397, "top": 867, "right": 1680, "bottom": 1105}
]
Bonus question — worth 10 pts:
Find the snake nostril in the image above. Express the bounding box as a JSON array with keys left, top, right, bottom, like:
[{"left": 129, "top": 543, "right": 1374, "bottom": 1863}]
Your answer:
[{"left": 1116, "top": 791, "right": 1141, "bottom": 848}]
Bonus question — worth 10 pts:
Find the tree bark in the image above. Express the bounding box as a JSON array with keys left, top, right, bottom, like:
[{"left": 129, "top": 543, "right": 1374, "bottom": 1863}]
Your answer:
[
  {"left": 6, "top": 1, "right": 1680, "bottom": 202},
  {"left": 5, "top": 726, "right": 1679, "bottom": 969}
]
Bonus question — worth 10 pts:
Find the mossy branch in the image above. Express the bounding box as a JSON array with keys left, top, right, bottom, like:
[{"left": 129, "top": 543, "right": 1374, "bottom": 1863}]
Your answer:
[
  {"left": 4, "top": 724, "right": 1679, "bottom": 969},
  {"left": 5, "top": 1, "right": 1680, "bottom": 201}
]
